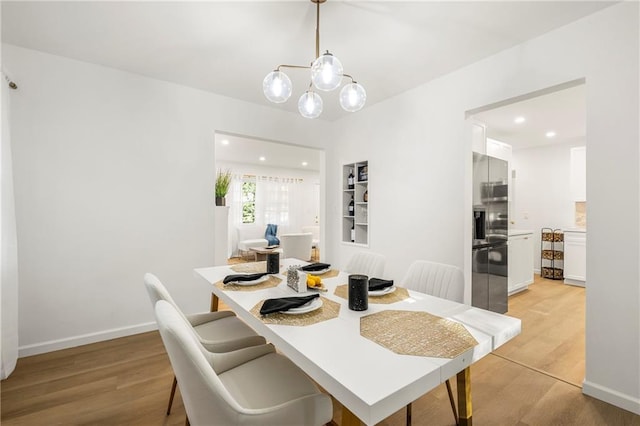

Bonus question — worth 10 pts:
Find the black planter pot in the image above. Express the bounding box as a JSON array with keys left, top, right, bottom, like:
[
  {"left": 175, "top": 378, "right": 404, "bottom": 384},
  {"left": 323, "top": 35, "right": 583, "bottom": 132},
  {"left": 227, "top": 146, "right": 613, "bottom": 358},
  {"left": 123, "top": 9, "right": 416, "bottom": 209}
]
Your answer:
[{"left": 215, "top": 196, "right": 226, "bottom": 206}]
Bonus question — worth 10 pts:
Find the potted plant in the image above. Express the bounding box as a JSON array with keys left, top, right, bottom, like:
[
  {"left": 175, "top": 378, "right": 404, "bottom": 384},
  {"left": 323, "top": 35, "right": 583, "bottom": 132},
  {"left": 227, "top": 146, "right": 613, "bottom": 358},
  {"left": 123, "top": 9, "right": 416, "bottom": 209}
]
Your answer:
[{"left": 215, "top": 169, "right": 232, "bottom": 206}]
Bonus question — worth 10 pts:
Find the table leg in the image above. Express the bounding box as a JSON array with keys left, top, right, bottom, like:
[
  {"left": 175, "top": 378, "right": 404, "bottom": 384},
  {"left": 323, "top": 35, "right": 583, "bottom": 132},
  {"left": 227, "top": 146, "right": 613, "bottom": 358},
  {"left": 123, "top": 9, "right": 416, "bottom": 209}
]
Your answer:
[
  {"left": 210, "top": 293, "right": 219, "bottom": 312},
  {"left": 341, "top": 405, "right": 362, "bottom": 426},
  {"left": 457, "top": 367, "right": 472, "bottom": 426}
]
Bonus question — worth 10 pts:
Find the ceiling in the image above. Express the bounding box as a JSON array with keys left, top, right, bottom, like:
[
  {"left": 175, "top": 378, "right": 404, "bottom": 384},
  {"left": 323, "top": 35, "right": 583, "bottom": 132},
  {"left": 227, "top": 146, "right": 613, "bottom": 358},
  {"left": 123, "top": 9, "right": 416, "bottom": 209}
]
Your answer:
[
  {"left": 1, "top": 1, "right": 616, "bottom": 121},
  {"left": 215, "top": 133, "right": 321, "bottom": 172},
  {"left": 471, "top": 83, "right": 586, "bottom": 150}
]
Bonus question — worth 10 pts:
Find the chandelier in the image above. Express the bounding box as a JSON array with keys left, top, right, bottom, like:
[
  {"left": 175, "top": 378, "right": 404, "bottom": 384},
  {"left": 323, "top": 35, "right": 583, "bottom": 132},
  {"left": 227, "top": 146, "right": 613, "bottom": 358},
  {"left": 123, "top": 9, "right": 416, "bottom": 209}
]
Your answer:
[{"left": 262, "top": 0, "right": 366, "bottom": 119}]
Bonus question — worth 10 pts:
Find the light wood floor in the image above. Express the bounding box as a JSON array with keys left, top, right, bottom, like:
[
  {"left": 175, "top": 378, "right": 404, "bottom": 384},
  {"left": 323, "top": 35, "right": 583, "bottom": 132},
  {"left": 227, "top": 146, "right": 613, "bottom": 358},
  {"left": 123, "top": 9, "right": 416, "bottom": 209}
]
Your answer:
[
  {"left": 496, "top": 274, "right": 586, "bottom": 387},
  {"left": 2, "top": 275, "right": 639, "bottom": 425}
]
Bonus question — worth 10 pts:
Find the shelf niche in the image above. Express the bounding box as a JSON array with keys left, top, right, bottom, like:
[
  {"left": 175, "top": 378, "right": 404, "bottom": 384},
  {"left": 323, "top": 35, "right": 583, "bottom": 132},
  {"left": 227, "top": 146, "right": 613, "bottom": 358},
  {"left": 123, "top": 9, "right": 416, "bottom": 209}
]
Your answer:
[{"left": 342, "top": 161, "right": 369, "bottom": 246}]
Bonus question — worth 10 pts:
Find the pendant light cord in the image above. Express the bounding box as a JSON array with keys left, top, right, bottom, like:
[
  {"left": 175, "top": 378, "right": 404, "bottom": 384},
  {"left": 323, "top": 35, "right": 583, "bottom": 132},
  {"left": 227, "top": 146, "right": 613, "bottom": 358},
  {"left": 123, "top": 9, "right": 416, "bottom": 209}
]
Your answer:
[{"left": 315, "top": 0, "right": 320, "bottom": 59}]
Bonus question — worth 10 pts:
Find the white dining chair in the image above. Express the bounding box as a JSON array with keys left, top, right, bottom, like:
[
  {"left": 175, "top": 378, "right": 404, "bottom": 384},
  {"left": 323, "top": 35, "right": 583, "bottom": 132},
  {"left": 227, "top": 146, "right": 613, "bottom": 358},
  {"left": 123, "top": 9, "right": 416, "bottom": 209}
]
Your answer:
[
  {"left": 344, "top": 251, "right": 386, "bottom": 278},
  {"left": 401, "top": 260, "right": 465, "bottom": 426},
  {"left": 301, "top": 225, "right": 320, "bottom": 258},
  {"left": 144, "top": 273, "right": 266, "bottom": 415},
  {"left": 154, "top": 300, "right": 333, "bottom": 426},
  {"left": 279, "top": 233, "right": 314, "bottom": 261}
]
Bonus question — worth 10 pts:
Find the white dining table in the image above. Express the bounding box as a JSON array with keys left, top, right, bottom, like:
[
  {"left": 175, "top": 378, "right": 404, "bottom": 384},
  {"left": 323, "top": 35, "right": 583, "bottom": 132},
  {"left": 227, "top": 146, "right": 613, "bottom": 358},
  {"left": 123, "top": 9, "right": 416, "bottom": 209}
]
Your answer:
[{"left": 194, "top": 259, "right": 521, "bottom": 426}]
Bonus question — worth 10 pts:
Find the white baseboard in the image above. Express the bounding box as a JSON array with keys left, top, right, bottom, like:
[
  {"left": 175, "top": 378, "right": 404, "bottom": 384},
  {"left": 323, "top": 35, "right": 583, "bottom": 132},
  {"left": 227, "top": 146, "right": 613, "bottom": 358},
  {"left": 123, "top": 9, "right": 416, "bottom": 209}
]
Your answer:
[
  {"left": 564, "top": 278, "right": 586, "bottom": 287},
  {"left": 533, "top": 268, "right": 541, "bottom": 275},
  {"left": 583, "top": 380, "right": 640, "bottom": 415},
  {"left": 18, "top": 322, "right": 158, "bottom": 358}
]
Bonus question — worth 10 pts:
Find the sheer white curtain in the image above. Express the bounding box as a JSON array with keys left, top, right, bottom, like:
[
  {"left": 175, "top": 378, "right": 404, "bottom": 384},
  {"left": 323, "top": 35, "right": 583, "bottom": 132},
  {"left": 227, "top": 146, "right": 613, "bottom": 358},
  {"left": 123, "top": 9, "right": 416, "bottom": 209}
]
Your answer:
[
  {"left": 225, "top": 171, "right": 309, "bottom": 256},
  {"left": 255, "top": 176, "right": 305, "bottom": 234},
  {"left": 1, "top": 73, "right": 19, "bottom": 379},
  {"left": 227, "top": 173, "right": 244, "bottom": 257}
]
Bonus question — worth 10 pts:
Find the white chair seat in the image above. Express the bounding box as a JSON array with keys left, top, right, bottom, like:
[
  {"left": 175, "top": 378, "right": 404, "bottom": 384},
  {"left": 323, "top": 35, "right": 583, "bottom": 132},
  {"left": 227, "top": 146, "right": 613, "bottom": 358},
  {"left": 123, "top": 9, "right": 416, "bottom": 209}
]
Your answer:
[
  {"left": 219, "top": 351, "right": 321, "bottom": 410},
  {"left": 189, "top": 313, "right": 265, "bottom": 352},
  {"left": 154, "top": 300, "right": 333, "bottom": 426},
  {"left": 144, "top": 273, "right": 266, "bottom": 415}
]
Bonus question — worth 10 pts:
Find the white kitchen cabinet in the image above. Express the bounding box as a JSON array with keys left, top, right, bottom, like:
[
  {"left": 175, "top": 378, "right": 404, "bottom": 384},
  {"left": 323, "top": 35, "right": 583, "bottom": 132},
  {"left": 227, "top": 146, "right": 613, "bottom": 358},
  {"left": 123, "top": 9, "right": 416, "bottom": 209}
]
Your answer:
[
  {"left": 564, "top": 230, "right": 586, "bottom": 286},
  {"left": 508, "top": 231, "right": 534, "bottom": 295}
]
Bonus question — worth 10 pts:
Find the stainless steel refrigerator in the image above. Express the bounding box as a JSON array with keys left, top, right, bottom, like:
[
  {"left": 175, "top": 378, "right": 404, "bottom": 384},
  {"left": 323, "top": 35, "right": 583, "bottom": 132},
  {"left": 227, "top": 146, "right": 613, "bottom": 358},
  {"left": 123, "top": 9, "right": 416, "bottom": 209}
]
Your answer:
[{"left": 472, "top": 153, "right": 508, "bottom": 314}]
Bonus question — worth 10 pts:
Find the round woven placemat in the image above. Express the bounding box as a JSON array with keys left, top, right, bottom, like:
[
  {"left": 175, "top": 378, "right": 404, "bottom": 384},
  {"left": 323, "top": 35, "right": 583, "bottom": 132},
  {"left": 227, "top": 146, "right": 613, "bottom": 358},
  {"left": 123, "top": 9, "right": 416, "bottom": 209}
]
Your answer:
[
  {"left": 215, "top": 275, "right": 282, "bottom": 292},
  {"left": 360, "top": 310, "right": 478, "bottom": 358},
  {"left": 230, "top": 262, "right": 268, "bottom": 273},
  {"left": 250, "top": 296, "right": 340, "bottom": 326}
]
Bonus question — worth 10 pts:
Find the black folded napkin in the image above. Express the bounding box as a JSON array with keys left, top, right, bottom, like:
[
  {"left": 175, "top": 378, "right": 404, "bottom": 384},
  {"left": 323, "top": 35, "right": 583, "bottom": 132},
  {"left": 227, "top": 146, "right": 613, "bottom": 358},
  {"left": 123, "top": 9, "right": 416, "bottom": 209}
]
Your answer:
[
  {"left": 368, "top": 278, "right": 394, "bottom": 291},
  {"left": 223, "top": 273, "right": 267, "bottom": 285},
  {"left": 300, "top": 262, "right": 331, "bottom": 272},
  {"left": 259, "top": 294, "right": 320, "bottom": 315}
]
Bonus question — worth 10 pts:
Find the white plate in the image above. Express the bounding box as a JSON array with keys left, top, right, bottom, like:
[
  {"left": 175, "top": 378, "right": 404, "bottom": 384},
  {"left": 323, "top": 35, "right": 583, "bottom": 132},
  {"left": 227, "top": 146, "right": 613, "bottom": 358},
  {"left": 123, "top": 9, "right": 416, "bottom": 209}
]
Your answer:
[
  {"left": 369, "top": 286, "right": 396, "bottom": 296},
  {"left": 304, "top": 267, "right": 330, "bottom": 275},
  {"left": 283, "top": 297, "right": 323, "bottom": 315},
  {"left": 228, "top": 275, "right": 269, "bottom": 286}
]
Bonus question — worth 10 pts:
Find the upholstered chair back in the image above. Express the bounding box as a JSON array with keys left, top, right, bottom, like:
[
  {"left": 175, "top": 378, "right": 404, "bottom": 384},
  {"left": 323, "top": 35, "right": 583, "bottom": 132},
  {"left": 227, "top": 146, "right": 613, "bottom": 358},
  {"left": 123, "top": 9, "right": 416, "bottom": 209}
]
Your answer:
[
  {"left": 402, "top": 260, "right": 464, "bottom": 303},
  {"left": 279, "top": 233, "right": 313, "bottom": 261},
  {"left": 345, "top": 252, "right": 386, "bottom": 278}
]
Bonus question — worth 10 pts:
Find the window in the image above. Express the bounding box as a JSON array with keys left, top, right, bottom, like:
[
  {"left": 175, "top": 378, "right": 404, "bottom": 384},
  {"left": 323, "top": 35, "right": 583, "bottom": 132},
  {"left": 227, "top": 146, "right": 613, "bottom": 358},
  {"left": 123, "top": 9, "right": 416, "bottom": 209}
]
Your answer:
[{"left": 241, "top": 176, "right": 256, "bottom": 224}]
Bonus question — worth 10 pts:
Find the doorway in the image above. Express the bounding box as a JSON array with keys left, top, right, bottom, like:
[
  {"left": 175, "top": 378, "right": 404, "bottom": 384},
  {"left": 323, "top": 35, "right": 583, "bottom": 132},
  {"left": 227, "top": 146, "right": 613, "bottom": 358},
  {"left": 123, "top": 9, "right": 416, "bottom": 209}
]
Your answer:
[
  {"left": 214, "top": 132, "right": 323, "bottom": 263},
  {"left": 466, "top": 80, "right": 587, "bottom": 386}
]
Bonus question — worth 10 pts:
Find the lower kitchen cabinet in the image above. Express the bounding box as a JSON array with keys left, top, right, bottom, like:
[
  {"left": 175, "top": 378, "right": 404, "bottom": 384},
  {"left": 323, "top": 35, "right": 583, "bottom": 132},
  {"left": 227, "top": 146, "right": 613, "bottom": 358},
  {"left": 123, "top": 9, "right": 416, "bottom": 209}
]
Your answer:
[
  {"left": 508, "top": 231, "right": 534, "bottom": 295},
  {"left": 564, "top": 229, "right": 586, "bottom": 286}
]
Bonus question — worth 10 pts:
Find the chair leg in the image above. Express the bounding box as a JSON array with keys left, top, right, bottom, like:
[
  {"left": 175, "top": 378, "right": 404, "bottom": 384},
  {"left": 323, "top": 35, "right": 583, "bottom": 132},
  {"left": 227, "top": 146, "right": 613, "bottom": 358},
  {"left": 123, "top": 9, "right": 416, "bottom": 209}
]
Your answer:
[
  {"left": 167, "top": 375, "right": 177, "bottom": 415},
  {"left": 445, "top": 379, "right": 459, "bottom": 425},
  {"left": 406, "top": 402, "right": 412, "bottom": 426}
]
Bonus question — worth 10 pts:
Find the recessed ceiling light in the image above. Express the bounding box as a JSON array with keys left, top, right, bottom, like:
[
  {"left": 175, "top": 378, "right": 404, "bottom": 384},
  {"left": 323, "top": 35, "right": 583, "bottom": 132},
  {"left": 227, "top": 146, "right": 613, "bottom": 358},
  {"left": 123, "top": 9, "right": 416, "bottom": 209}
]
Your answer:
[
  {"left": 302, "top": 161, "right": 308, "bottom": 166},
  {"left": 546, "top": 131, "right": 556, "bottom": 138},
  {"left": 259, "top": 156, "right": 266, "bottom": 161},
  {"left": 221, "top": 139, "right": 230, "bottom": 145},
  {"left": 514, "top": 116, "right": 526, "bottom": 124}
]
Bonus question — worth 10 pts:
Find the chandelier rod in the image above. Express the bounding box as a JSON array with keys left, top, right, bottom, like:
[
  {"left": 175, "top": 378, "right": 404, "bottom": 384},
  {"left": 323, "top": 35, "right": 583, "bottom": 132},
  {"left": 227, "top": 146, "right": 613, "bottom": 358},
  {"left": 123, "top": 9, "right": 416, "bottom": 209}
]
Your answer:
[{"left": 315, "top": 0, "right": 320, "bottom": 59}]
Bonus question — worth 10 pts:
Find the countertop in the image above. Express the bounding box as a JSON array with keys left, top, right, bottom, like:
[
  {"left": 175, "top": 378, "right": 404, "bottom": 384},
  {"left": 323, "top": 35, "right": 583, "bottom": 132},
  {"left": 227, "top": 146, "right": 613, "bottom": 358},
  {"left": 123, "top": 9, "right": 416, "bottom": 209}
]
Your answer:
[
  {"left": 564, "top": 228, "right": 586, "bottom": 233},
  {"left": 508, "top": 229, "right": 534, "bottom": 237}
]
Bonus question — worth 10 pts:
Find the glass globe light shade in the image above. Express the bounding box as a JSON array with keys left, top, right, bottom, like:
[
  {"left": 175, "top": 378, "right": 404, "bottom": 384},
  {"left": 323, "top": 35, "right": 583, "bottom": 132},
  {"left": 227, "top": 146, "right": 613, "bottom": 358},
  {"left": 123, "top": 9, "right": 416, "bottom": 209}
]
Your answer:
[
  {"left": 339, "top": 82, "right": 367, "bottom": 112},
  {"left": 298, "top": 91, "right": 323, "bottom": 119},
  {"left": 263, "top": 70, "right": 292, "bottom": 103},
  {"left": 311, "top": 52, "right": 343, "bottom": 91}
]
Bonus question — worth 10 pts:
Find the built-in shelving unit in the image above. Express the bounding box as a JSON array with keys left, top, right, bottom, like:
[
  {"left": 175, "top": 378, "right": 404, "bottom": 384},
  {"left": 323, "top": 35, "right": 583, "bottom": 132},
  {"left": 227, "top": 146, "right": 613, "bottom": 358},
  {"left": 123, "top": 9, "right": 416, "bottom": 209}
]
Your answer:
[
  {"left": 541, "top": 228, "right": 564, "bottom": 280},
  {"left": 342, "top": 161, "right": 368, "bottom": 246}
]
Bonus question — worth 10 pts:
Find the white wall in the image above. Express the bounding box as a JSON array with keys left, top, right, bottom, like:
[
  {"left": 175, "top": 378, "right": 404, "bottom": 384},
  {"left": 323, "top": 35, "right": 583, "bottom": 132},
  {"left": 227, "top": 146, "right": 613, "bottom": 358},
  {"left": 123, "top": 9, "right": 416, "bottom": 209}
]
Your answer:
[
  {"left": 4, "top": 44, "right": 330, "bottom": 356},
  {"left": 511, "top": 142, "right": 581, "bottom": 271},
  {"left": 327, "top": 2, "right": 639, "bottom": 414}
]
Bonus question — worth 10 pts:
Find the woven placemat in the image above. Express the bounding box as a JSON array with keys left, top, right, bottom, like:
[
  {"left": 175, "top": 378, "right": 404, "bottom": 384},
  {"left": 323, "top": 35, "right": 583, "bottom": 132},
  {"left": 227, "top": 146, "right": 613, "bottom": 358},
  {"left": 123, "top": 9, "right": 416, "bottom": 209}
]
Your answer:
[
  {"left": 250, "top": 296, "right": 340, "bottom": 326},
  {"left": 215, "top": 275, "right": 282, "bottom": 292},
  {"left": 303, "top": 269, "right": 340, "bottom": 279},
  {"left": 360, "top": 310, "right": 478, "bottom": 358},
  {"left": 334, "top": 284, "right": 409, "bottom": 304},
  {"left": 230, "top": 262, "right": 268, "bottom": 273}
]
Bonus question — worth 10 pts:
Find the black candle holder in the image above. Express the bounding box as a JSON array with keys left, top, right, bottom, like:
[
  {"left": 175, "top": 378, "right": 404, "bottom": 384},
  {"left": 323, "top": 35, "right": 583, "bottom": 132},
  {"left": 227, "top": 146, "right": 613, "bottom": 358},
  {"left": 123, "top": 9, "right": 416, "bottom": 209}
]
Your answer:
[
  {"left": 348, "top": 274, "right": 368, "bottom": 311},
  {"left": 266, "top": 252, "right": 280, "bottom": 274}
]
